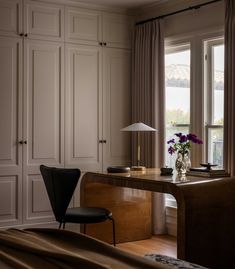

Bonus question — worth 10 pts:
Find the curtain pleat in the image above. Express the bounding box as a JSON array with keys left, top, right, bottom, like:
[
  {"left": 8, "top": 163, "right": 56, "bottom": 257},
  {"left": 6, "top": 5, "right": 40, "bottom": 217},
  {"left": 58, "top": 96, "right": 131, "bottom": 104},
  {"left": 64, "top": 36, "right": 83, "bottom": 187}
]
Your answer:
[
  {"left": 224, "top": 0, "right": 235, "bottom": 176},
  {"left": 132, "top": 20, "right": 166, "bottom": 234}
]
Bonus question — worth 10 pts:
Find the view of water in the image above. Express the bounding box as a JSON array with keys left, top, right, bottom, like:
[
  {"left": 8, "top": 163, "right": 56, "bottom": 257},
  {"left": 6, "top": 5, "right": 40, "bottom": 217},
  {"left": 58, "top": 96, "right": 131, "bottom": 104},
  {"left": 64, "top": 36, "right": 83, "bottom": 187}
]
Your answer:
[
  {"left": 166, "top": 87, "right": 190, "bottom": 113},
  {"left": 166, "top": 87, "right": 224, "bottom": 123}
]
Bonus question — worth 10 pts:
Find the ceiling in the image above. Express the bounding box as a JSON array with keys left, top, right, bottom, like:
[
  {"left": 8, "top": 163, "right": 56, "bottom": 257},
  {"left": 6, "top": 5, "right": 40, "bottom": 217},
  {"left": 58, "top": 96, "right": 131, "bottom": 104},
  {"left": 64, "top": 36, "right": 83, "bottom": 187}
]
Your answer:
[{"left": 75, "top": 0, "right": 164, "bottom": 8}]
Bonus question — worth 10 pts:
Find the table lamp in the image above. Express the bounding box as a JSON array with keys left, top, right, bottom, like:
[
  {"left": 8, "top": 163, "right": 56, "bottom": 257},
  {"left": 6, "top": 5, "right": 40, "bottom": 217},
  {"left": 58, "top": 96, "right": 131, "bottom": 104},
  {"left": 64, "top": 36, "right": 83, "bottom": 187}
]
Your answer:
[{"left": 121, "top": 122, "right": 157, "bottom": 171}]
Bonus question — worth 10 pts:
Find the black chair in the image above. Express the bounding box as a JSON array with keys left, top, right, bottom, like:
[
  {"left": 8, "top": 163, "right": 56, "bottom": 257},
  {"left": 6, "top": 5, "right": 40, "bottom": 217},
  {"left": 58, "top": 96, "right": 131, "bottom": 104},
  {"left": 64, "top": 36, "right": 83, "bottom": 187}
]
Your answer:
[{"left": 40, "top": 165, "right": 116, "bottom": 246}]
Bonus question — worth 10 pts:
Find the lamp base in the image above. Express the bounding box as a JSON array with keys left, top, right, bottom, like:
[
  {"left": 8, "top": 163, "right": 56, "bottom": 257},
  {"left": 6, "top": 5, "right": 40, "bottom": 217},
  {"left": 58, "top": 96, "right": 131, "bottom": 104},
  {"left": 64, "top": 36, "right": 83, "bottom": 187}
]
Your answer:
[{"left": 131, "top": 166, "right": 146, "bottom": 171}]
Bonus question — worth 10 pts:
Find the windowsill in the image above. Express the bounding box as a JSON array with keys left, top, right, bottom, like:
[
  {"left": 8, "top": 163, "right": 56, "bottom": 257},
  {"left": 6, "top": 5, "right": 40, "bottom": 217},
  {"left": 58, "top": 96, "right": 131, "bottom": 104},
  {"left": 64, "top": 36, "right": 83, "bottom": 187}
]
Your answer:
[
  {"left": 165, "top": 193, "right": 177, "bottom": 208},
  {"left": 165, "top": 199, "right": 177, "bottom": 208}
]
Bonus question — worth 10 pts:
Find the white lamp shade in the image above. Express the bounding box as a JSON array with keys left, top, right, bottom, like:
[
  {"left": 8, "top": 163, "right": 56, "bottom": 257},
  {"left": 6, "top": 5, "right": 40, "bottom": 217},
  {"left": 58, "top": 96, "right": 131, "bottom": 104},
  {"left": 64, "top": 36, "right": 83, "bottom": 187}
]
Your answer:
[{"left": 120, "top": 122, "right": 157, "bottom": 132}]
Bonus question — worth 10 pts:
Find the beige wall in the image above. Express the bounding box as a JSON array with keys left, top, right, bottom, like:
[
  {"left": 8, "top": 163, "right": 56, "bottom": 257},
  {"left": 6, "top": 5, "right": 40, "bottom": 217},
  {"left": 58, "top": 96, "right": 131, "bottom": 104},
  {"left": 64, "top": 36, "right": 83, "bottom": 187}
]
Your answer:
[
  {"left": 134, "top": 0, "right": 224, "bottom": 37},
  {"left": 164, "top": 2, "right": 224, "bottom": 37}
]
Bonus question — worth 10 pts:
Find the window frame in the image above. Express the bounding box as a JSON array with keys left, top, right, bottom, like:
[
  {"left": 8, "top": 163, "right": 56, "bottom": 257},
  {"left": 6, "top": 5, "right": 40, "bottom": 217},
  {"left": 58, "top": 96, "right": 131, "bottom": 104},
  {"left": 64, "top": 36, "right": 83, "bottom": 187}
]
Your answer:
[{"left": 164, "top": 30, "right": 224, "bottom": 208}]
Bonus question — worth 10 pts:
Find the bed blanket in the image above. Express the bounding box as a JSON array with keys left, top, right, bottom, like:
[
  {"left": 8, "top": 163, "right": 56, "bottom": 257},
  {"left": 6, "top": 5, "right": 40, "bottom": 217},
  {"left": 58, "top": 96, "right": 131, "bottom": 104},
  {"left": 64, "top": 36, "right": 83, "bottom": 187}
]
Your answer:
[{"left": 0, "top": 228, "right": 175, "bottom": 269}]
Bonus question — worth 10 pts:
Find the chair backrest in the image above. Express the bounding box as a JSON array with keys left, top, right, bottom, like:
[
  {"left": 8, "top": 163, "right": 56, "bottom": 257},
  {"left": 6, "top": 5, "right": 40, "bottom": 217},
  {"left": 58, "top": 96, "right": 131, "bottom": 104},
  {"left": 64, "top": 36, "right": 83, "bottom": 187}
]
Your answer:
[{"left": 40, "top": 165, "right": 81, "bottom": 222}]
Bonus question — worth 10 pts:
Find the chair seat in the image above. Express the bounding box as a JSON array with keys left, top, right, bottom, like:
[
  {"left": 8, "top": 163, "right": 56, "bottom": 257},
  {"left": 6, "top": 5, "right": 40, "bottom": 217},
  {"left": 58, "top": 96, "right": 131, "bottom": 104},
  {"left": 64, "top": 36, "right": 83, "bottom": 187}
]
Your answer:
[{"left": 64, "top": 207, "right": 112, "bottom": 224}]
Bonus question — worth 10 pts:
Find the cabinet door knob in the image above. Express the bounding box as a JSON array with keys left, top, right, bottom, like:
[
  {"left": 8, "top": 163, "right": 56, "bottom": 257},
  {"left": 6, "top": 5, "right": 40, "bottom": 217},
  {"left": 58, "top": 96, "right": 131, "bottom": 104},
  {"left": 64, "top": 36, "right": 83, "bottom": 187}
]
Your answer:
[
  {"left": 99, "top": 42, "right": 103, "bottom": 46},
  {"left": 99, "top": 140, "right": 107, "bottom": 143},
  {"left": 103, "top": 42, "right": 107, "bottom": 46},
  {"left": 24, "top": 33, "right": 28, "bottom": 37},
  {"left": 19, "top": 33, "right": 24, "bottom": 36},
  {"left": 19, "top": 140, "right": 27, "bottom": 144}
]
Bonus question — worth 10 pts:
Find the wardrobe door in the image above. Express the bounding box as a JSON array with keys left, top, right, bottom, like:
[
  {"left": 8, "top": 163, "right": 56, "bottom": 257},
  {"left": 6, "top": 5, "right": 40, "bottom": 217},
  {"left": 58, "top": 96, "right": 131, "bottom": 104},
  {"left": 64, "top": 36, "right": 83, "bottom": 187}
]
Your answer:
[
  {"left": 0, "top": 37, "right": 23, "bottom": 227},
  {"left": 102, "top": 13, "right": 133, "bottom": 49},
  {"left": 102, "top": 48, "right": 131, "bottom": 170},
  {"left": 65, "top": 44, "right": 102, "bottom": 172},
  {"left": 65, "top": 7, "right": 101, "bottom": 45},
  {"left": 0, "top": 0, "right": 22, "bottom": 37},
  {"left": 24, "top": 0, "right": 64, "bottom": 41},
  {"left": 23, "top": 39, "right": 64, "bottom": 224}
]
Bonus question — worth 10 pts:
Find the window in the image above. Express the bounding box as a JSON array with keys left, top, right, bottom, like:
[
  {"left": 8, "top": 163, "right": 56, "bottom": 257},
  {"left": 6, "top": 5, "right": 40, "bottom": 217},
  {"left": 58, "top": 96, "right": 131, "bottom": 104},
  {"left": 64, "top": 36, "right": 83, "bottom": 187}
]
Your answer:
[
  {"left": 204, "top": 39, "right": 224, "bottom": 168},
  {"left": 165, "top": 44, "right": 191, "bottom": 168},
  {"left": 164, "top": 34, "right": 224, "bottom": 208}
]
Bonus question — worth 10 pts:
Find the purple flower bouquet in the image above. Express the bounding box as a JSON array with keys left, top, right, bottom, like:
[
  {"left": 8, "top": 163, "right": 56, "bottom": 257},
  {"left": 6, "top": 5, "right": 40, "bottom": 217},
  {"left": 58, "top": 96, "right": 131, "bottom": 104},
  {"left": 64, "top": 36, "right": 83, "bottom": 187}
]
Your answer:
[{"left": 167, "top": 132, "right": 203, "bottom": 155}]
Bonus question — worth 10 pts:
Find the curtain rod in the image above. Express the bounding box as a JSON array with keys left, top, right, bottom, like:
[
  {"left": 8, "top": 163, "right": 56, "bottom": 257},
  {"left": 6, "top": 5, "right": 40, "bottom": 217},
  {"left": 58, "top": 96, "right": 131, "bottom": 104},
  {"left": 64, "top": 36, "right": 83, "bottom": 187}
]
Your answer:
[{"left": 136, "top": 0, "right": 222, "bottom": 25}]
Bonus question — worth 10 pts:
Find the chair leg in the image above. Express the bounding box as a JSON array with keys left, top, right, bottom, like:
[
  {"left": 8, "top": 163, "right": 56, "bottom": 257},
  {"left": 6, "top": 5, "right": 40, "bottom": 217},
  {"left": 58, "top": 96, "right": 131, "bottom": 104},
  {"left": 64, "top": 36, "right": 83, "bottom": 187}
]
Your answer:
[
  {"left": 59, "top": 222, "right": 66, "bottom": 229},
  {"left": 109, "top": 217, "right": 116, "bottom": 246}
]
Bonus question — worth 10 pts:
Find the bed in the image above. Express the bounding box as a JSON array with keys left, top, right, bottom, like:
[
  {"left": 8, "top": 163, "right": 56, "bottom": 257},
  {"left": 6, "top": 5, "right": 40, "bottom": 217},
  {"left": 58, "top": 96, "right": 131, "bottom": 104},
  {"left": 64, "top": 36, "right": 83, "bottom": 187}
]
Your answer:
[{"left": 0, "top": 228, "right": 208, "bottom": 269}]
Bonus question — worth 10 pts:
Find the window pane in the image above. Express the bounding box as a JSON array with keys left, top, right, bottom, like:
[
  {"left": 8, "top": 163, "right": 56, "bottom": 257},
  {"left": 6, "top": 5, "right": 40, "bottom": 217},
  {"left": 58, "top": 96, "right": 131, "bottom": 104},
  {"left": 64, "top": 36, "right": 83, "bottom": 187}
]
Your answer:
[
  {"left": 165, "top": 47, "right": 190, "bottom": 168},
  {"left": 208, "top": 128, "right": 223, "bottom": 168},
  {"left": 212, "top": 45, "right": 224, "bottom": 124},
  {"left": 205, "top": 39, "right": 224, "bottom": 167},
  {"left": 165, "top": 49, "right": 190, "bottom": 125}
]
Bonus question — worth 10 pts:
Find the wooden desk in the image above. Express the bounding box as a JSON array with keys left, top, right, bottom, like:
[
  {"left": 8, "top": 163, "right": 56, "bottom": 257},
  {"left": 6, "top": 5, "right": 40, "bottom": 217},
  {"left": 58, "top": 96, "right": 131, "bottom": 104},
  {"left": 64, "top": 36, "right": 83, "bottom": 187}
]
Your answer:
[{"left": 81, "top": 169, "right": 235, "bottom": 269}]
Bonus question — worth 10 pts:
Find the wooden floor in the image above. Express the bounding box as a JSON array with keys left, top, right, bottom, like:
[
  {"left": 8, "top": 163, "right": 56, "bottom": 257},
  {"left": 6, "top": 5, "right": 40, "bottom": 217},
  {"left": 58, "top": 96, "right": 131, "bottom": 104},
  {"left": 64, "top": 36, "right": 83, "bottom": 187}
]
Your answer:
[{"left": 117, "top": 235, "right": 177, "bottom": 258}]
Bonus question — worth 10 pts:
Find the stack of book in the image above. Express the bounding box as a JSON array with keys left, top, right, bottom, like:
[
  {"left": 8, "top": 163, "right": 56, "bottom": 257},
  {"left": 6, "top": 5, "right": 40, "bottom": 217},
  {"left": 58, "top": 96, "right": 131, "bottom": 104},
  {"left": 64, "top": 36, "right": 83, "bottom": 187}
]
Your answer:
[{"left": 187, "top": 167, "right": 230, "bottom": 178}]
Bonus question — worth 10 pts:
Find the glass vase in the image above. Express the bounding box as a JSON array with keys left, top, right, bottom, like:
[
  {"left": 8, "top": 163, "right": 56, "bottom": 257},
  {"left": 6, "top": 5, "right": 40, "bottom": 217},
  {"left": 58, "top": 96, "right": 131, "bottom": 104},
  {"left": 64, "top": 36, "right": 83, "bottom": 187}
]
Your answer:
[{"left": 175, "top": 151, "right": 191, "bottom": 177}]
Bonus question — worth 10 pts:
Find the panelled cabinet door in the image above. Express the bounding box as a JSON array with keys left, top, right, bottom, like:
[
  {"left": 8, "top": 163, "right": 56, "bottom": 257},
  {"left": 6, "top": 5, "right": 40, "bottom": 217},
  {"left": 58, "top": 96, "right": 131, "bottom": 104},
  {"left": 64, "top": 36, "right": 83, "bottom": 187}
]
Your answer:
[
  {"left": 65, "top": 7, "right": 101, "bottom": 45},
  {"left": 23, "top": 39, "right": 64, "bottom": 223},
  {"left": 0, "top": 37, "right": 23, "bottom": 226},
  {"left": 65, "top": 44, "right": 103, "bottom": 172},
  {"left": 102, "top": 13, "right": 133, "bottom": 49},
  {"left": 0, "top": 0, "right": 22, "bottom": 37},
  {"left": 102, "top": 48, "right": 131, "bottom": 170},
  {"left": 24, "top": 0, "right": 64, "bottom": 41}
]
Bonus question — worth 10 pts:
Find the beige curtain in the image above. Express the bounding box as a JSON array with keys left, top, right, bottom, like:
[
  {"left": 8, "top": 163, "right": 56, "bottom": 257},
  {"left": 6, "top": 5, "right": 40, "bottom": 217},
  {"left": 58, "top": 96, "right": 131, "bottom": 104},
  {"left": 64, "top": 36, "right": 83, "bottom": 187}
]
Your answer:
[
  {"left": 132, "top": 20, "right": 166, "bottom": 234},
  {"left": 224, "top": 0, "right": 235, "bottom": 176}
]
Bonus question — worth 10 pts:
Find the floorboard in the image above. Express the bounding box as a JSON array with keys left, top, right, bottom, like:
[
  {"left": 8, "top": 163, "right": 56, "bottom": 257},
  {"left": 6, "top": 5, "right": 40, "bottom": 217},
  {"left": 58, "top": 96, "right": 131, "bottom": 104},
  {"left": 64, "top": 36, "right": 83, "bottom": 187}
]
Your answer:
[{"left": 117, "top": 235, "right": 177, "bottom": 258}]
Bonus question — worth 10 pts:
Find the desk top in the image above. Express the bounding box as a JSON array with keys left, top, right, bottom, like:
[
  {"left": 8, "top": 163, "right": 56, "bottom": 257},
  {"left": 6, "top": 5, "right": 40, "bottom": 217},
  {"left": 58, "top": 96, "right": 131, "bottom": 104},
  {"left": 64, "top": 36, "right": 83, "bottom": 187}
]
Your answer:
[
  {"left": 104, "top": 168, "right": 222, "bottom": 183},
  {"left": 82, "top": 168, "right": 228, "bottom": 198}
]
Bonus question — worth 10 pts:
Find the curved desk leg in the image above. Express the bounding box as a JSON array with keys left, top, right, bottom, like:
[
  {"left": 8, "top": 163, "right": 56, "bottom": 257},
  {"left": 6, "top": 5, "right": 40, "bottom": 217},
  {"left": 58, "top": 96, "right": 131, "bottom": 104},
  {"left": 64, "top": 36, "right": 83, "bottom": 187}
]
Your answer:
[{"left": 177, "top": 178, "right": 235, "bottom": 269}]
